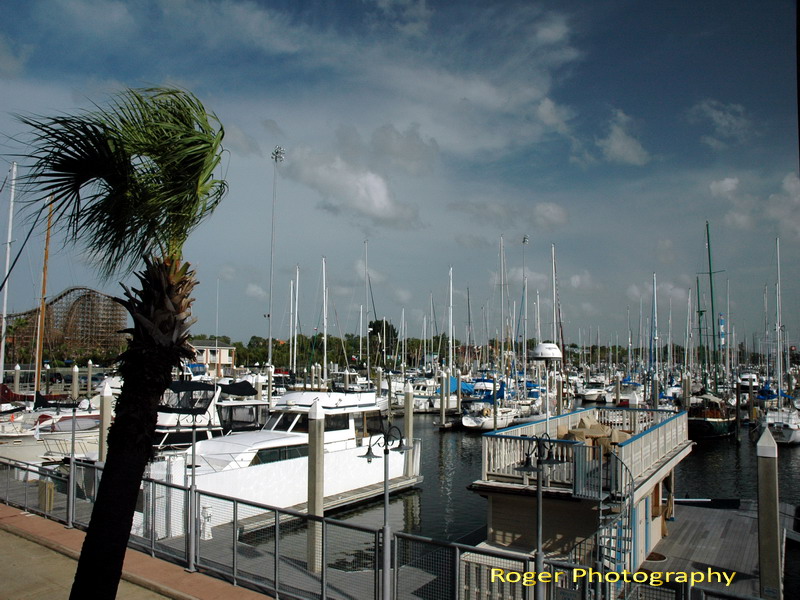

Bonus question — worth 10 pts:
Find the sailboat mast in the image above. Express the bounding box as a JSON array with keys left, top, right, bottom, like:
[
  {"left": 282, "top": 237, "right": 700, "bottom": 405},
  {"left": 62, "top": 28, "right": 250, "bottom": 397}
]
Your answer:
[
  {"left": 776, "top": 239, "right": 782, "bottom": 395},
  {"left": 34, "top": 204, "right": 53, "bottom": 395},
  {"left": 323, "top": 257, "right": 328, "bottom": 384},
  {"left": 0, "top": 162, "right": 16, "bottom": 381},
  {"left": 705, "top": 221, "right": 719, "bottom": 392},
  {"left": 364, "top": 240, "right": 369, "bottom": 378},
  {"left": 448, "top": 266, "right": 454, "bottom": 371}
]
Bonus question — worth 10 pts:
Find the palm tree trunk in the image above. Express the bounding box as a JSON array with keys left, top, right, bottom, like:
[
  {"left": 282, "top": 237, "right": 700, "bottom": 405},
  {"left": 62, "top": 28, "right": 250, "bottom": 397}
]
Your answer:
[{"left": 70, "top": 257, "right": 196, "bottom": 599}]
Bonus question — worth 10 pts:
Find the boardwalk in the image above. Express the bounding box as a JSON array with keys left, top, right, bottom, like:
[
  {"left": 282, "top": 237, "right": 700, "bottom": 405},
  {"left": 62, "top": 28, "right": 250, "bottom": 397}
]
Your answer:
[{"left": 641, "top": 500, "right": 796, "bottom": 598}]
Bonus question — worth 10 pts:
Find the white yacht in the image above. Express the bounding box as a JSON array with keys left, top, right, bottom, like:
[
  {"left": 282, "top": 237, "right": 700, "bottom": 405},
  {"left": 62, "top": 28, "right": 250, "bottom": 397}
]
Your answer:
[{"left": 148, "top": 380, "right": 421, "bottom": 518}]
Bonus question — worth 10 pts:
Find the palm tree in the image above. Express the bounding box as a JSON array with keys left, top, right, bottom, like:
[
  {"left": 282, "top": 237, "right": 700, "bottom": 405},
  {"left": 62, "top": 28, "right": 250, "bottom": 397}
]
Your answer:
[{"left": 18, "top": 87, "right": 226, "bottom": 599}]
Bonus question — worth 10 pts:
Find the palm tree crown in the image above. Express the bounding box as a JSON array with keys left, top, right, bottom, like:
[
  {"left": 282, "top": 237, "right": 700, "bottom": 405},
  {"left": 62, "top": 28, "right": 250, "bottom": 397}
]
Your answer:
[{"left": 19, "top": 87, "right": 226, "bottom": 277}]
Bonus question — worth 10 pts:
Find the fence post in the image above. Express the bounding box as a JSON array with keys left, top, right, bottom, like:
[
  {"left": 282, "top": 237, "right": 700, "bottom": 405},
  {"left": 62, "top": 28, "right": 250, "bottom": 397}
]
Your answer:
[
  {"left": 452, "top": 545, "right": 460, "bottom": 600},
  {"left": 274, "top": 508, "right": 281, "bottom": 597},
  {"left": 321, "top": 520, "right": 328, "bottom": 600},
  {"left": 186, "top": 485, "right": 196, "bottom": 572},
  {"left": 232, "top": 500, "right": 238, "bottom": 586},
  {"left": 149, "top": 479, "right": 156, "bottom": 556},
  {"left": 374, "top": 530, "right": 381, "bottom": 600}
]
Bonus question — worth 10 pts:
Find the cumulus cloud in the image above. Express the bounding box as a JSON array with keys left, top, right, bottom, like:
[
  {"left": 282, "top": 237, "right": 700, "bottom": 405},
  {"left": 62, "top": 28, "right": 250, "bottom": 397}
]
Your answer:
[
  {"left": 709, "top": 175, "right": 756, "bottom": 230},
  {"left": 245, "top": 283, "right": 267, "bottom": 300},
  {"left": 536, "top": 97, "right": 572, "bottom": 134},
  {"left": 688, "top": 99, "right": 753, "bottom": 150},
  {"left": 533, "top": 203, "right": 568, "bottom": 228},
  {"left": 355, "top": 258, "right": 387, "bottom": 284},
  {"left": 766, "top": 172, "right": 800, "bottom": 238},
  {"left": 709, "top": 177, "right": 739, "bottom": 197},
  {"left": 285, "top": 146, "right": 419, "bottom": 228},
  {"left": 596, "top": 109, "right": 650, "bottom": 165},
  {"left": 569, "top": 270, "right": 596, "bottom": 290}
]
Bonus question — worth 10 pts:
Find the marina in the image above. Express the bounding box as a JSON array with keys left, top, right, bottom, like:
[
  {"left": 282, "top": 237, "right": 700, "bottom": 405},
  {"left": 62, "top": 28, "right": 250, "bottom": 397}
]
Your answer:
[{"left": 0, "top": 3, "right": 797, "bottom": 596}]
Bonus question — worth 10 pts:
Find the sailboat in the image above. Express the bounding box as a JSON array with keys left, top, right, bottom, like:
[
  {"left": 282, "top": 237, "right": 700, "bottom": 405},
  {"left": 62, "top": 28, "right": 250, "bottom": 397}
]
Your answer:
[{"left": 757, "top": 239, "right": 800, "bottom": 445}]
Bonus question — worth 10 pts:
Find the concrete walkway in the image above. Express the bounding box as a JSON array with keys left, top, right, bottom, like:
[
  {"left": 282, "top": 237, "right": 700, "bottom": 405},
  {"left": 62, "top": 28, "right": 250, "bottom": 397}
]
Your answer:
[{"left": 0, "top": 503, "right": 272, "bottom": 599}]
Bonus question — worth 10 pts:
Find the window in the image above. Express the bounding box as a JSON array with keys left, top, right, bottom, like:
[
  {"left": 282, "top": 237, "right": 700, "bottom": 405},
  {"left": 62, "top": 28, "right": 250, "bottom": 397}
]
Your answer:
[
  {"left": 325, "top": 414, "right": 349, "bottom": 432},
  {"left": 250, "top": 444, "right": 309, "bottom": 466}
]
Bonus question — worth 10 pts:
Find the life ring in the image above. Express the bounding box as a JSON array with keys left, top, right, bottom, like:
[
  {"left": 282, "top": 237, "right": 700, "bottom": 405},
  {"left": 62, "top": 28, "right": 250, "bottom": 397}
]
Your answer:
[{"left": 482, "top": 408, "right": 491, "bottom": 417}]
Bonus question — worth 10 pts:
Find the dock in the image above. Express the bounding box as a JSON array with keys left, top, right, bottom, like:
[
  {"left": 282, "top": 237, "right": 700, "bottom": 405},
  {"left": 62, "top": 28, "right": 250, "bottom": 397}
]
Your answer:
[
  {"left": 641, "top": 499, "right": 798, "bottom": 597},
  {"left": 237, "top": 473, "right": 423, "bottom": 536}
]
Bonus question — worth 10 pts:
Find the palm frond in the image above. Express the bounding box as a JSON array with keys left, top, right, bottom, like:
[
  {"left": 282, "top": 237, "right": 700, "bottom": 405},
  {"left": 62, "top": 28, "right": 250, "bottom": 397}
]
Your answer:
[{"left": 18, "top": 87, "right": 226, "bottom": 278}]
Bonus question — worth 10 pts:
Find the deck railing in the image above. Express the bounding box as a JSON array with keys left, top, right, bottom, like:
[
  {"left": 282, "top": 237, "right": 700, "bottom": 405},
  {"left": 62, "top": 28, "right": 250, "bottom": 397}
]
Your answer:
[{"left": 481, "top": 407, "right": 688, "bottom": 496}]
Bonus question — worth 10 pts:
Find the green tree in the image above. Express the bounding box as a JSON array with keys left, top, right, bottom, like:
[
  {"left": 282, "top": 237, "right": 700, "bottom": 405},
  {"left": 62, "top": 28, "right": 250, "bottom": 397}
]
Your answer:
[{"left": 19, "top": 87, "right": 226, "bottom": 599}]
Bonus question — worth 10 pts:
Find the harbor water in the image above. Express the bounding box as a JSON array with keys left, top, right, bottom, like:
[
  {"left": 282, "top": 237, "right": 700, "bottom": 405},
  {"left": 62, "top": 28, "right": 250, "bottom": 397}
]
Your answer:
[{"left": 330, "top": 412, "right": 800, "bottom": 542}]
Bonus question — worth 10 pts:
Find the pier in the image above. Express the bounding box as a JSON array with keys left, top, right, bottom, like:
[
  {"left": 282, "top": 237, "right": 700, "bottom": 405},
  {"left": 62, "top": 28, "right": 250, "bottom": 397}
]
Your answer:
[{"left": 643, "top": 499, "right": 798, "bottom": 598}]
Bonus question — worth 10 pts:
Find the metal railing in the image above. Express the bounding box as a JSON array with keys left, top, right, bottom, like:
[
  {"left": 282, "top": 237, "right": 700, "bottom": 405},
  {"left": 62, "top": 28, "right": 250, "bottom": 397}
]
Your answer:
[
  {"left": 481, "top": 408, "right": 688, "bottom": 498},
  {"left": 0, "top": 454, "right": 760, "bottom": 600},
  {"left": 0, "top": 456, "right": 603, "bottom": 600}
]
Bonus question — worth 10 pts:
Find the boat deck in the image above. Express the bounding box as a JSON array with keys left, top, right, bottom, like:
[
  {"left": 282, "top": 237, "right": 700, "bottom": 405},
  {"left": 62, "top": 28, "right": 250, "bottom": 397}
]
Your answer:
[{"left": 642, "top": 499, "right": 797, "bottom": 597}]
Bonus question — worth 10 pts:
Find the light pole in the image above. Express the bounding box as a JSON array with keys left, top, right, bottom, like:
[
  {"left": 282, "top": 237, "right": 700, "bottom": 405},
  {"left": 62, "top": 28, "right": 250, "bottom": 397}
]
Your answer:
[
  {"left": 515, "top": 434, "right": 565, "bottom": 600},
  {"left": 360, "top": 421, "right": 407, "bottom": 600},
  {"left": 267, "top": 145, "right": 284, "bottom": 367}
]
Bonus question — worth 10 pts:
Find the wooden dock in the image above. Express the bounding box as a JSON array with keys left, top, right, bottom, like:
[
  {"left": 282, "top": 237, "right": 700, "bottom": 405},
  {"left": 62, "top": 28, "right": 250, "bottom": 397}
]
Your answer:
[{"left": 641, "top": 499, "right": 797, "bottom": 597}]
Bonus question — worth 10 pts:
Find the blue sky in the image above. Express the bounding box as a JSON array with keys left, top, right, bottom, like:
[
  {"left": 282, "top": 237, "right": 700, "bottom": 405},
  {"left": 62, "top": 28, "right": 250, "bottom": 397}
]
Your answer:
[{"left": 0, "top": 0, "right": 797, "bottom": 357}]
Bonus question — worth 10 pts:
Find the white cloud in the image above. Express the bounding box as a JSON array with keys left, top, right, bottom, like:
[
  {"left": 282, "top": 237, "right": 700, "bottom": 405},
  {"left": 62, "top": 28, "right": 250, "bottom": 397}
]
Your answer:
[
  {"left": 688, "top": 99, "right": 752, "bottom": 150},
  {"left": 245, "top": 283, "right": 267, "bottom": 300},
  {"left": 355, "top": 258, "right": 387, "bottom": 284},
  {"left": 536, "top": 97, "right": 572, "bottom": 134},
  {"left": 766, "top": 172, "right": 800, "bottom": 238},
  {"left": 596, "top": 109, "right": 650, "bottom": 166},
  {"left": 569, "top": 270, "right": 596, "bottom": 290},
  {"left": 710, "top": 177, "right": 739, "bottom": 197},
  {"left": 533, "top": 203, "right": 568, "bottom": 228},
  {"left": 285, "top": 147, "right": 418, "bottom": 228}
]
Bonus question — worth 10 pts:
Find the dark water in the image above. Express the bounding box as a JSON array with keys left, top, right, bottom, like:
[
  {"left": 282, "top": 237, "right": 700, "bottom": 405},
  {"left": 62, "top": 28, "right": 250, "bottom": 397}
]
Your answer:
[
  {"left": 330, "top": 414, "right": 488, "bottom": 543},
  {"left": 675, "top": 428, "right": 800, "bottom": 506},
  {"left": 330, "top": 415, "right": 800, "bottom": 542}
]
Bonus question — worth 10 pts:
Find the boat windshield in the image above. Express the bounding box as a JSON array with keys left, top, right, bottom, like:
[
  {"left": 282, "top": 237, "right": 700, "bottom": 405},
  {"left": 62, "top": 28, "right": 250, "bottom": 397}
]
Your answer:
[{"left": 265, "top": 413, "right": 300, "bottom": 432}]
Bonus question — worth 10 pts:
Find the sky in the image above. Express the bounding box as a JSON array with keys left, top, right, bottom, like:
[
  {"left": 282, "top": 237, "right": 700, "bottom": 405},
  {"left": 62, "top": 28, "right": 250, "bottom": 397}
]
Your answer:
[{"left": 0, "top": 0, "right": 797, "bottom": 357}]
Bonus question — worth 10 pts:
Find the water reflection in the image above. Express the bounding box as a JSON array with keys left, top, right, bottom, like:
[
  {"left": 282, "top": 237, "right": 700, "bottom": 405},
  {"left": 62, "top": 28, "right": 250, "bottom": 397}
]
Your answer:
[
  {"left": 676, "top": 428, "right": 800, "bottom": 505},
  {"left": 331, "top": 414, "right": 487, "bottom": 543}
]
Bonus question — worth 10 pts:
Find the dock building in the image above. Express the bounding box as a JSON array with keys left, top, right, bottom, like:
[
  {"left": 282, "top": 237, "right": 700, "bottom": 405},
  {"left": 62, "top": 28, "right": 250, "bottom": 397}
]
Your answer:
[{"left": 467, "top": 406, "right": 692, "bottom": 596}]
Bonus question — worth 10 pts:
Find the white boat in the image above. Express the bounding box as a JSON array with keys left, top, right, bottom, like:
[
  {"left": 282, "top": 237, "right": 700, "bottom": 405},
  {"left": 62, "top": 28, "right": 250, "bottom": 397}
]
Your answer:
[
  {"left": 606, "top": 380, "right": 644, "bottom": 407},
  {"left": 148, "top": 380, "right": 421, "bottom": 518},
  {"left": 461, "top": 403, "right": 519, "bottom": 431},
  {"left": 578, "top": 379, "right": 608, "bottom": 403},
  {"left": 760, "top": 406, "right": 800, "bottom": 445},
  {"left": 411, "top": 377, "right": 458, "bottom": 413},
  {"left": 154, "top": 379, "right": 270, "bottom": 450}
]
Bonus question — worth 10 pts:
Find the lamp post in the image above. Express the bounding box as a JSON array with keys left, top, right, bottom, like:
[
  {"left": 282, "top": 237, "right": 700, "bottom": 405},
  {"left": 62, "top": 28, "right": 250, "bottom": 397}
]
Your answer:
[
  {"left": 360, "top": 421, "right": 407, "bottom": 600},
  {"left": 515, "top": 434, "right": 565, "bottom": 600},
  {"left": 267, "top": 145, "right": 285, "bottom": 368}
]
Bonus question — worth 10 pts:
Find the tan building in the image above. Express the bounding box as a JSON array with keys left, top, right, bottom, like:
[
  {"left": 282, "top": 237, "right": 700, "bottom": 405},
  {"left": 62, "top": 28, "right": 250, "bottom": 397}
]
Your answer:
[{"left": 191, "top": 340, "right": 236, "bottom": 378}]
